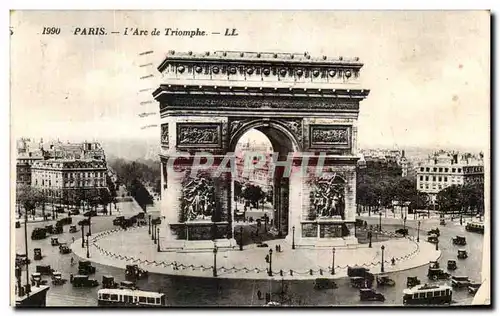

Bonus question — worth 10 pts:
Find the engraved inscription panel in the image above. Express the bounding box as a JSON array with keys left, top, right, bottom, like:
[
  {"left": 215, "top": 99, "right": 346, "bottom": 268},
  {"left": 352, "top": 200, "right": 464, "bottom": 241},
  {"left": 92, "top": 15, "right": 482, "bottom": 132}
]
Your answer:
[
  {"left": 309, "top": 125, "right": 351, "bottom": 149},
  {"left": 177, "top": 123, "right": 222, "bottom": 148}
]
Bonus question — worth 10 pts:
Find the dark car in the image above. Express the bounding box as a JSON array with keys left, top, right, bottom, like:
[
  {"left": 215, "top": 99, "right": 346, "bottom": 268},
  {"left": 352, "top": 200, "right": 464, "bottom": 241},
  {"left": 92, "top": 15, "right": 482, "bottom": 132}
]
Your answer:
[
  {"left": 427, "top": 234, "right": 439, "bottom": 243},
  {"left": 447, "top": 260, "right": 457, "bottom": 270},
  {"left": 31, "top": 227, "right": 47, "bottom": 240},
  {"left": 359, "top": 288, "right": 385, "bottom": 302},
  {"left": 376, "top": 275, "right": 395, "bottom": 287},
  {"left": 36, "top": 265, "right": 54, "bottom": 276},
  {"left": 33, "top": 248, "right": 43, "bottom": 261},
  {"left": 113, "top": 216, "right": 126, "bottom": 226},
  {"left": 452, "top": 236, "right": 467, "bottom": 246},
  {"left": 314, "top": 278, "right": 337, "bottom": 290},
  {"left": 78, "top": 260, "right": 96, "bottom": 275},
  {"left": 59, "top": 243, "right": 72, "bottom": 254},
  {"left": 101, "top": 275, "right": 119, "bottom": 289},
  {"left": 395, "top": 228, "right": 409, "bottom": 236},
  {"left": 125, "top": 264, "right": 148, "bottom": 279},
  {"left": 16, "top": 254, "right": 31, "bottom": 267},
  {"left": 427, "top": 228, "right": 440, "bottom": 237},
  {"left": 427, "top": 268, "right": 450, "bottom": 281},
  {"left": 83, "top": 210, "right": 97, "bottom": 217},
  {"left": 457, "top": 249, "right": 468, "bottom": 259},
  {"left": 71, "top": 275, "right": 99, "bottom": 288},
  {"left": 451, "top": 276, "right": 471, "bottom": 288},
  {"left": 407, "top": 276, "right": 421, "bottom": 288}
]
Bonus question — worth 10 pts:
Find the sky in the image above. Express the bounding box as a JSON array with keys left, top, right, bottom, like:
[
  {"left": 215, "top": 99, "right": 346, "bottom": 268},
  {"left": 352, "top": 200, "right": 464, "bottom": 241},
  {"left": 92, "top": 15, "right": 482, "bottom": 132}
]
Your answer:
[{"left": 10, "top": 10, "right": 490, "bottom": 151}]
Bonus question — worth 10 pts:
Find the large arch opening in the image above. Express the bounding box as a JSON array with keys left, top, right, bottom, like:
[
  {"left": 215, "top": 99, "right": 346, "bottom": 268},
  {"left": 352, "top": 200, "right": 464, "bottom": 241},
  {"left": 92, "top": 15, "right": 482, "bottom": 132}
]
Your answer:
[{"left": 230, "top": 120, "right": 299, "bottom": 244}]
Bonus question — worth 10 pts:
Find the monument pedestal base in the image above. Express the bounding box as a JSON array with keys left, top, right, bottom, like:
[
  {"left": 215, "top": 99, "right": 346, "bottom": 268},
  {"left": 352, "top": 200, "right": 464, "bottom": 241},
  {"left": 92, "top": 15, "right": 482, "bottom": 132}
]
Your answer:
[
  {"left": 289, "top": 236, "right": 359, "bottom": 249},
  {"left": 162, "top": 238, "right": 237, "bottom": 252}
]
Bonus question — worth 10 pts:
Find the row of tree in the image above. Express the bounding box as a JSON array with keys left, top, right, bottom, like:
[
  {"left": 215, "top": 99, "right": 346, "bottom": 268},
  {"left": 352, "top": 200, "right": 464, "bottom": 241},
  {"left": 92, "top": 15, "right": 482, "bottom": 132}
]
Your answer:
[{"left": 436, "top": 182, "right": 484, "bottom": 214}]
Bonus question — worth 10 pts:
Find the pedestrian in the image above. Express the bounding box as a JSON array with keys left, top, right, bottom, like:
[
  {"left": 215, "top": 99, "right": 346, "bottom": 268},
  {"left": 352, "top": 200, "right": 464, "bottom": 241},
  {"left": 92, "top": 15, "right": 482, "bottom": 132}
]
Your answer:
[
  {"left": 275, "top": 245, "right": 279, "bottom": 252},
  {"left": 72, "top": 237, "right": 75, "bottom": 243},
  {"left": 71, "top": 257, "right": 74, "bottom": 266},
  {"left": 391, "top": 257, "right": 395, "bottom": 265},
  {"left": 257, "top": 290, "right": 262, "bottom": 300}
]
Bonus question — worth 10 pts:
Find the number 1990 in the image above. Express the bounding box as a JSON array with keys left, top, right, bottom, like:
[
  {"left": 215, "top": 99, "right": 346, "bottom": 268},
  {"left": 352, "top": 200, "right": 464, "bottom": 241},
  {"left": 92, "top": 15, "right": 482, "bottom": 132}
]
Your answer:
[{"left": 42, "top": 27, "right": 61, "bottom": 35}]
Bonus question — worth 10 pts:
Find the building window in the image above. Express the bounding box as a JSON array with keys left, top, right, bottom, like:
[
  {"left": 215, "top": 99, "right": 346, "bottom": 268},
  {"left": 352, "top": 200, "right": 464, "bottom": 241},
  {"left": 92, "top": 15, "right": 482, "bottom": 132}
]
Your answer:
[
  {"left": 452, "top": 168, "right": 456, "bottom": 172},
  {"left": 439, "top": 168, "right": 443, "bottom": 172},
  {"left": 420, "top": 167, "right": 424, "bottom": 172},
  {"left": 425, "top": 184, "right": 429, "bottom": 189},
  {"left": 425, "top": 176, "right": 429, "bottom": 181},
  {"left": 457, "top": 168, "right": 462, "bottom": 173},
  {"left": 420, "top": 184, "right": 424, "bottom": 189},
  {"left": 433, "top": 167, "right": 437, "bottom": 172},
  {"left": 438, "top": 176, "right": 442, "bottom": 182},
  {"left": 426, "top": 167, "right": 430, "bottom": 172},
  {"left": 444, "top": 176, "right": 448, "bottom": 182},
  {"left": 419, "top": 176, "right": 423, "bottom": 181},
  {"left": 432, "top": 176, "right": 436, "bottom": 181},
  {"left": 445, "top": 168, "right": 449, "bottom": 172}
]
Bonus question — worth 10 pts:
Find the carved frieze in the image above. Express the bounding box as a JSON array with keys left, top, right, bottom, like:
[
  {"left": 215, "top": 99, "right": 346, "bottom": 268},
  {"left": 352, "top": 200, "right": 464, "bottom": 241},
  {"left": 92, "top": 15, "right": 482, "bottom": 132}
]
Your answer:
[
  {"left": 308, "top": 173, "right": 346, "bottom": 221},
  {"left": 177, "top": 123, "right": 222, "bottom": 148},
  {"left": 279, "top": 119, "right": 303, "bottom": 144},
  {"left": 179, "top": 174, "right": 216, "bottom": 222},
  {"left": 309, "top": 125, "right": 351, "bottom": 149},
  {"left": 161, "top": 123, "right": 169, "bottom": 147},
  {"left": 160, "top": 95, "right": 359, "bottom": 113}
]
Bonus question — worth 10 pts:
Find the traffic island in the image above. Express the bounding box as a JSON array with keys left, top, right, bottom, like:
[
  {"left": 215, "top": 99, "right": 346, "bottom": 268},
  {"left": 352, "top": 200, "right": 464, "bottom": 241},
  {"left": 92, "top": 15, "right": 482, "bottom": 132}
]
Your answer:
[{"left": 70, "top": 226, "right": 440, "bottom": 281}]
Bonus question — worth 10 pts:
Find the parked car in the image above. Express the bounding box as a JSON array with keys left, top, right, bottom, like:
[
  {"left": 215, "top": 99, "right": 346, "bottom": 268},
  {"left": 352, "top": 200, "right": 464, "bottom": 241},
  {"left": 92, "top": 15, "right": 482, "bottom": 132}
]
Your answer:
[
  {"left": 350, "top": 276, "right": 369, "bottom": 289},
  {"left": 51, "top": 271, "right": 67, "bottom": 285},
  {"left": 427, "top": 228, "right": 440, "bottom": 237},
  {"left": 31, "top": 273, "right": 48, "bottom": 286},
  {"left": 395, "top": 228, "right": 409, "bottom": 236},
  {"left": 359, "top": 288, "right": 385, "bottom": 302},
  {"left": 376, "top": 275, "right": 396, "bottom": 287},
  {"left": 427, "top": 234, "right": 439, "bottom": 244},
  {"left": 407, "top": 276, "right": 421, "bottom": 288},
  {"left": 125, "top": 264, "right": 148, "bottom": 279},
  {"left": 101, "top": 276, "right": 119, "bottom": 289},
  {"left": 15, "top": 254, "right": 31, "bottom": 266},
  {"left": 36, "top": 265, "right": 54, "bottom": 276},
  {"left": 314, "top": 278, "right": 337, "bottom": 290},
  {"left": 78, "top": 260, "right": 97, "bottom": 275},
  {"left": 51, "top": 237, "right": 60, "bottom": 246},
  {"left": 69, "top": 225, "right": 78, "bottom": 233},
  {"left": 427, "top": 268, "right": 450, "bottom": 281},
  {"left": 31, "top": 227, "right": 47, "bottom": 240},
  {"left": 457, "top": 249, "right": 468, "bottom": 259},
  {"left": 83, "top": 210, "right": 97, "bottom": 217},
  {"left": 452, "top": 236, "right": 467, "bottom": 246},
  {"left": 33, "top": 248, "right": 43, "bottom": 261},
  {"left": 113, "top": 216, "right": 126, "bottom": 226},
  {"left": 59, "top": 243, "right": 72, "bottom": 254},
  {"left": 70, "top": 274, "right": 99, "bottom": 288},
  {"left": 429, "top": 261, "right": 440, "bottom": 269},
  {"left": 451, "top": 276, "right": 471, "bottom": 288},
  {"left": 447, "top": 260, "right": 457, "bottom": 270}
]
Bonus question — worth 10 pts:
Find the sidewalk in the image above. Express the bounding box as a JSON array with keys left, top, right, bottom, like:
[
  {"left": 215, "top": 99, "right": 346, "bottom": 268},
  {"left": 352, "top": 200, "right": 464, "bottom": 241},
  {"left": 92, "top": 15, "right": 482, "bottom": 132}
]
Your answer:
[{"left": 71, "top": 226, "right": 440, "bottom": 281}]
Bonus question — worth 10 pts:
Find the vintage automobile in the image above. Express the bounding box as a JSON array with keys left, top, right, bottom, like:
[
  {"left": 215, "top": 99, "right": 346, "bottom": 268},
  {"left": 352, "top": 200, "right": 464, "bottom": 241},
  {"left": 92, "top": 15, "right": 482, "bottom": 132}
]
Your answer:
[
  {"left": 30, "top": 272, "right": 48, "bottom": 286},
  {"left": 350, "top": 276, "right": 369, "bottom": 289},
  {"left": 31, "top": 227, "right": 47, "bottom": 240},
  {"left": 125, "top": 264, "right": 148, "bottom": 279},
  {"left": 407, "top": 276, "right": 421, "bottom": 288},
  {"left": 53, "top": 224, "right": 64, "bottom": 234},
  {"left": 376, "top": 275, "right": 396, "bottom": 287},
  {"left": 36, "top": 265, "right": 54, "bottom": 276},
  {"left": 78, "top": 260, "right": 97, "bottom": 275},
  {"left": 84, "top": 210, "right": 98, "bottom": 217},
  {"left": 427, "top": 268, "right": 450, "bottom": 281},
  {"left": 33, "top": 248, "right": 43, "bottom": 261},
  {"left": 101, "top": 276, "right": 119, "bottom": 289},
  {"left": 355, "top": 219, "right": 365, "bottom": 228},
  {"left": 447, "top": 260, "right": 457, "bottom": 270},
  {"left": 465, "top": 222, "right": 484, "bottom": 234},
  {"left": 427, "top": 228, "right": 440, "bottom": 237},
  {"left": 427, "top": 234, "right": 439, "bottom": 244},
  {"left": 113, "top": 216, "right": 126, "bottom": 226},
  {"left": 69, "top": 225, "right": 78, "bottom": 233},
  {"left": 70, "top": 274, "right": 99, "bottom": 288},
  {"left": 15, "top": 221, "right": 21, "bottom": 229},
  {"left": 51, "top": 237, "right": 60, "bottom": 246},
  {"left": 45, "top": 225, "right": 54, "bottom": 234},
  {"left": 314, "top": 278, "right": 337, "bottom": 290},
  {"left": 119, "top": 280, "right": 137, "bottom": 290},
  {"left": 429, "top": 261, "right": 440, "bottom": 269},
  {"left": 359, "top": 288, "right": 385, "bottom": 302},
  {"left": 451, "top": 276, "right": 471, "bottom": 288},
  {"left": 69, "top": 209, "right": 80, "bottom": 216},
  {"left": 457, "top": 249, "right": 468, "bottom": 259},
  {"left": 452, "top": 236, "right": 467, "bottom": 246},
  {"left": 347, "top": 267, "right": 370, "bottom": 278},
  {"left": 57, "top": 217, "right": 73, "bottom": 226},
  {"left": 51, "top": 271, "right": 67, "bottom": 285},
  {"left": 59, "top": 243, "right": 72, "bottom": 254},
  {"left": 395, "top": 228, "right": 409, "bottom": 236},
  {"left": 468, "top": 283, "right": 481, "bottom": 295},
  {"left": 440, "top": 219, "right": 446, "bottom": 226},
  {"left": 15, "top": 253, "right": 31, "bottom": 266}
]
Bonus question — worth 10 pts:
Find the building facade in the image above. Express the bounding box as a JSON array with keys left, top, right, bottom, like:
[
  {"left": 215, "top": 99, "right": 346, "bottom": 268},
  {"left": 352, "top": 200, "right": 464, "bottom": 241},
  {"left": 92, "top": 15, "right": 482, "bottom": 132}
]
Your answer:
[
  {"left": 416, "top": 152, "right": 484, "bottom": 203},
  {"left": 31, "top": 159, "right": 108, "bottom": 202}
]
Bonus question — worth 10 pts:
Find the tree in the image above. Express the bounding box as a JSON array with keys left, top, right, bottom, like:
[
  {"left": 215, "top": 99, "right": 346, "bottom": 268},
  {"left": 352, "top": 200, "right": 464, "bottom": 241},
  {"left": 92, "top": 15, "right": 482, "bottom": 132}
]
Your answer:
[
  {"left": 99, "top": 188, "right": 113, "bottom": 215},
  {"left": 242, "top": 184, "right": 265, "bottom": 209},
  {"left": 436, "top": 185, "right": 462, "bottom": 214},
  {"left": 17, "top": 184, "right": 43, "bottom": 218}
]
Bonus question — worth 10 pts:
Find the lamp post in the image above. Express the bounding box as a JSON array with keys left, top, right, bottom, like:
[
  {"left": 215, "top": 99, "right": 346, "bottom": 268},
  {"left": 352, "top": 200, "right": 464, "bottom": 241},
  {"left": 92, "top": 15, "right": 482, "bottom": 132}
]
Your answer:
[
  {"left": 157, "top": 227, "right": 160, "bottom": 252},
  {"left": 268, "top": 249, "right": 273, "bottom": 276},
  {"left": 331, "top": 247, "right": 336, "bottom": 275},
  {"left": 368, "top": 227, "right": 373, "bottom": 248},
  {"left": 86, "top": 232, "right": 90, "bottom": 258},
  {"left": 148, "top": 215, "right": 151, "bottom": 234},
  {"left": 153, "top": 222, "right": 157, "bottom": 244},
  {"left": 417, "top": 221, "right": 421, "bottom": 242},
  {"left": 379, "top": 212, "right": 382, "bottom": 232},
  {"left": 403, "top": 216, "right": 407, "bottom": 231},
  {"left": 292, "top": 226, "right": 295, "bottom": 250},
  {"left": 380, "top": 245, "right": 385, "bottom": 273},
  {"left": 239, "top": 226, "right": 243, "bottom": 251},
  {"left": 213, "top": 246, "right": 218, "bottom": 277},
  {"left": 81, "top": 223, "right": 86, "bottom": 248},
  {"left": 152, "top": 221, "right": 156, "bottom": 241},
  {"left": 88, "top": 214, "right": 92, "bottom": 236},
  {"left": 435, "top": 240, "right": 439, "bottom": 251}
]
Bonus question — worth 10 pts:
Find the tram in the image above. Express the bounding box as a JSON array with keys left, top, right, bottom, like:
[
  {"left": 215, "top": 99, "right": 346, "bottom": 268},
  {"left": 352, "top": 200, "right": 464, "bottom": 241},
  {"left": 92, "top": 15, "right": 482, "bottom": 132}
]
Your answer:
[
  {"left": 97, "top": 288, "right": 166, "bottom": 307},
  {"left": 403, "top": 284, "right": 452, "bottom": 305}
]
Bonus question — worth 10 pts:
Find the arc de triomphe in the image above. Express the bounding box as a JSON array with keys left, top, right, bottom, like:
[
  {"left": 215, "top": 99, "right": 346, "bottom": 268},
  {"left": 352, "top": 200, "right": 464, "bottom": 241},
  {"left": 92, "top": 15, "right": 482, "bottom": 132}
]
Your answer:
[{"left": 153, "top": 51, "right": 369, "bottom": 249}]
